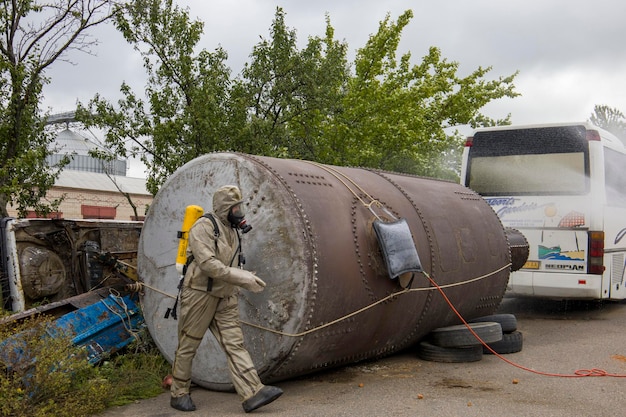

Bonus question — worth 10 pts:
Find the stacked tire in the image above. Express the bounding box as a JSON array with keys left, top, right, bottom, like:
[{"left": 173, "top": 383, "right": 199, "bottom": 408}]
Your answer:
[
  {"left": 470, "top": 314, "right": 524, "bottom": 355},
  {"left": 417, "top": 314, "right": 523, "bottom": 363}
]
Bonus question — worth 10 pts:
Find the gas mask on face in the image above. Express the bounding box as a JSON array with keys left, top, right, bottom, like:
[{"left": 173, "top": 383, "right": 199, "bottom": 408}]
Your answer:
[{"left": 228, "top": 203, "right": 252, "bottom": 233}]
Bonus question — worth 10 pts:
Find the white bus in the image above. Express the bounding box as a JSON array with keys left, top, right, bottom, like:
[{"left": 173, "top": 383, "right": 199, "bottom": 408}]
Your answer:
[{"left": 461, "top": 122, "right": 626, "bottom": 300}]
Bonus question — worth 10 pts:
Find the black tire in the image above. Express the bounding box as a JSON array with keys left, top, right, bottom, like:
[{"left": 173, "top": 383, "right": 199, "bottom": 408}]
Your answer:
[
  {"left": 469, "top": 314, "right": 518, "bottom": 333},
  {"left": 430, "top": 322, "right": 502, "bottom": 348},
  {"left": 483, "top": 331, "right": 523, "bottom": 354},
  {"left": 417, "top": 341, "right": 483, "bottom": 363}
]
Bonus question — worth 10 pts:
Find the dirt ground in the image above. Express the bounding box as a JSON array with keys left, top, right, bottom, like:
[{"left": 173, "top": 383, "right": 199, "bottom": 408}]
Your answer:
[{"left": 98, "top": 296, "right": 626, "bottom": 417}]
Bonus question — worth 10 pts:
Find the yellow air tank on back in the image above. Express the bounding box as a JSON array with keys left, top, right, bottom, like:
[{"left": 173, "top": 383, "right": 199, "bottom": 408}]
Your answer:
[{"left": 175, "top": 205, "right": 204, "bottom": 275}]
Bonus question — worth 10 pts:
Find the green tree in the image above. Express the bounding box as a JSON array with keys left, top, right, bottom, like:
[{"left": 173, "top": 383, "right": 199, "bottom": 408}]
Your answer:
[
  {"left": 217, "top": 9, "right": 517, "bottom": 180},
  {"left": 77, "top": 0, "right": 236, "bottom": 195},
  {"left": 321, "top": 10, "right": 518, "bottom": 179},
  {"left": 84, "top": 6, "right": 518, "bottom": 193},
  {"left": 589, "top": 104, "right": 626, "bottom": 141},
  {"left": 0, "top": 0, "right": 116, "bottom": 217},
  {"left": 236, "top": 9, "right": 350, "bottom": 161}
]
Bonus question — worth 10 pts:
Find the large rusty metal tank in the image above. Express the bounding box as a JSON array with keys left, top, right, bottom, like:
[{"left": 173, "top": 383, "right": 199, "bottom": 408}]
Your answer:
[{"left": 138, "top": 152, "right": 523, "bottom": 391}]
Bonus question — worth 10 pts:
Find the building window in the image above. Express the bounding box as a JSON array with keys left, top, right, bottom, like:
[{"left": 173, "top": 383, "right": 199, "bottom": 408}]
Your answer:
[
  {"left": 25, "top": 211, "right": 63, "bottom": 219},
  {"left": 81, "top": 205, "right": 116, "bottom": 219}
]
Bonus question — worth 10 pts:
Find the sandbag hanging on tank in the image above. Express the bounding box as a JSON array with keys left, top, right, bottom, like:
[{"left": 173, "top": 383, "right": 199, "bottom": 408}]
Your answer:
[{"left": 372, "top": 218, "right": 422, "bottom": 280}]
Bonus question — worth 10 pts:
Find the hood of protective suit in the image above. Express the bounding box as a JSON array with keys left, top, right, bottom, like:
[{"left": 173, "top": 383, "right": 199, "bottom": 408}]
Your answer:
[{"left": 213, "top": 185, "right": 243, "bottom": 224}]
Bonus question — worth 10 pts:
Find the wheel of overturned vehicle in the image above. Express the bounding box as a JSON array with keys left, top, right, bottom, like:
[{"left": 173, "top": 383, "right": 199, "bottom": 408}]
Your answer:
[
  {"left": 469, "top": 313, "right": 517, "bottom": 333},
  {"left": 416, "top": 341, "right": 483, "bottom": 363},
  {"left": 20, "top": 246, "right": 66, "bottom": 299},
  {"left": 430, "top": 322, "right": 503, "bottom": 348},
  {"left": 483, "top": 331, "right": 523, "bottom": 354}
]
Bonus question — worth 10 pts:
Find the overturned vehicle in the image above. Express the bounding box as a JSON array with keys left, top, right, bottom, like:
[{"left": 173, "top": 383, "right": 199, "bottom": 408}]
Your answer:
[
  {"left": 0, "top": 218, "right": 145, "bottom": 364},
  {"left": 0, "top": 217, "right": 142, "bottom": 313},
  {"left": 139, "top": 152, "right": 529, "bottom": 391}
]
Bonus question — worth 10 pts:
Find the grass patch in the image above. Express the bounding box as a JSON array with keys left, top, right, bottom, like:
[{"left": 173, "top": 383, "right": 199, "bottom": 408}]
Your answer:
[
  {"left": 98, "top": 336, "right": 170, "bottom": 407},
  {"left": 0, "top": 313, "right": 170, "bottom": 417}
]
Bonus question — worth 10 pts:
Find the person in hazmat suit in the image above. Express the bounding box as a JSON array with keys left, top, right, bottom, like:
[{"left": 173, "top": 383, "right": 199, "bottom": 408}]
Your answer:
[{"left": 170, "top": 185, "right": 283, "bottom": 412}]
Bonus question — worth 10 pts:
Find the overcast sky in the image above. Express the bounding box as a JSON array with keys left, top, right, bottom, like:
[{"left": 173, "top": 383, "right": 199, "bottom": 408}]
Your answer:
[{"left": 41, "top": 0, "right": 626, "bottom": 175}]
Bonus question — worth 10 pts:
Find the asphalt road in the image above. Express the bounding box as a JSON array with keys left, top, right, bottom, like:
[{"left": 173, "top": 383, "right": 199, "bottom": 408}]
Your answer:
[{"left": 98, "top": 296, "right": 626, "bottom": 417}]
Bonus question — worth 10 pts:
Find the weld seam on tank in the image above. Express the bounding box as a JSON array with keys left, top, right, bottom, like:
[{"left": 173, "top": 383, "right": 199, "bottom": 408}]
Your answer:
[
  {"left": 466, "top": 188, "right": 513, "bottom": 309},
  {"left": 351, "top": 196, "right": 376, "bottom": 301},
  {"left": 257, "top": 157, "right": 414, "bottom": 377},
  {"left": 244, "top": 154, "right": 319, "bottom": 374},
  {"left": 454, "top": 190, "right": 484, "bottom": 201},
  {"left": 462, "top": 185, "right": 511, "bottom": 306},
  {"left": 286, "top": 162, "right": 436, "bottom": 369},
  {"left": 455, "top": 187, "right": 511, "bottom": 307},
  {"left": 369, "top": 169, "right": 437, "bottom": 349}
]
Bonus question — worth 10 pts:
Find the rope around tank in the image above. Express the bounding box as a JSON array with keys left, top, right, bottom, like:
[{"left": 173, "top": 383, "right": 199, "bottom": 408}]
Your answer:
[{"left": 132, "top": 262, "right": 512, "bottom": 337}]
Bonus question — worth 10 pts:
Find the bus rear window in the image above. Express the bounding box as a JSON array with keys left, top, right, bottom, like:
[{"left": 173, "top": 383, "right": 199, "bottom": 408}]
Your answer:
[{"left": 466, "top": 125, "right": 590, "bottom": 196}]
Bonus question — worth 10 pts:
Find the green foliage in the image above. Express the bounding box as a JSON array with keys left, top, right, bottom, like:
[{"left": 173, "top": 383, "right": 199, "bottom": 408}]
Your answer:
[
  {"left": 78, "top": 0, "right": 236, "bottom": 195},
  {"left": 0, "top": 315, "right": 170, "bottom": 417},
  {"left": 236, "top": 9, "right": 350, "bottom": 161},
  {"left": 322, "top": 10, "right": 517, "bottom": 177},
  {"left": 0, "top": 0, "right": 115, "bottom": 217},
  {"left": 589, "top": 104, "right": 626, "bottom": 141},
  {"left": 0, "top": 315, "right": 111, "bottom": 417},
  {"left": 97, "top": 340, "right": 170, "bottom": 406},
  {"left": 82, "top": 5, "right": 518, "bottom": 192},
  {"left": 0, "top": 50, "right": 60, "bottom": 218},
  {"left": 238, "top": 9, "right": 517, "bottom": 179}
]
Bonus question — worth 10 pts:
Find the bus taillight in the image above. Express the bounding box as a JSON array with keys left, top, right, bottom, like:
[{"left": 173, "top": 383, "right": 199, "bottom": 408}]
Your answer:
[
  {"left": 586, "top": 130, "right": 601, "bottom": 141},
  {"left": 465, "top": 136, "right": 473, "bottom": 147},
  {"left": 588, "top": 231, "right": 605, "bottom": 274}
]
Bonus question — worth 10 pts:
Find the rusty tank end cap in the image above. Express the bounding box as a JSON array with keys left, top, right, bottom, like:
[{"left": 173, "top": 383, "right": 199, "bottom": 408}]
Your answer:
[{"left": 505, "top": 228, "right": 529, "bottom": 272}]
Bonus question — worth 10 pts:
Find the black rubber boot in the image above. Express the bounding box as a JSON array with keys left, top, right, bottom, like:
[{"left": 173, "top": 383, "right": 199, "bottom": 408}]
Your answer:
[
  {"left": 170, "top": 394, "right": 196, "bottom": 412},
  {"left": 242, "top": 385, "right": 283, "bottom": 413}
]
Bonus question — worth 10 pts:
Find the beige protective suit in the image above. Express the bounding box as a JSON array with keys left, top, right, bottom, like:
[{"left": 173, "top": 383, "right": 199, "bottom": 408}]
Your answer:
[{"left": 170, "top": 185, "right": 267, "bottom": 402}]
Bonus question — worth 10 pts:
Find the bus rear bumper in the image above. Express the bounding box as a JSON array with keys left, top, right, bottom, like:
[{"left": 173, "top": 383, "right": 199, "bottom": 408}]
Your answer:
[{"left": 507, "top": 271, "right": 603, "bottom": 299}]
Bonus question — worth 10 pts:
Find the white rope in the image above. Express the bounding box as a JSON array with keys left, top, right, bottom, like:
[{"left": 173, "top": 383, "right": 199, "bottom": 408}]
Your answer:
[
  {"left": 136, "top": 263, "right": 511, "bottom": 337},
  {"left": 302, "top": 160, "right": 395, "bottom": 221},
  {"left": 100, "top": 288, "right": 141, "bottom": 342},
  {"left": 240, "top": 263, "right": 512, "bottom": 337}
]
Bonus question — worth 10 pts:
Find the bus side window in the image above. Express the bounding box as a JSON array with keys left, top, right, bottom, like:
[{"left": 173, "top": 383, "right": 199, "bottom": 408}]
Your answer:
[{"left": 604, "top": 147, "right": 626, "bottom": 207}]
